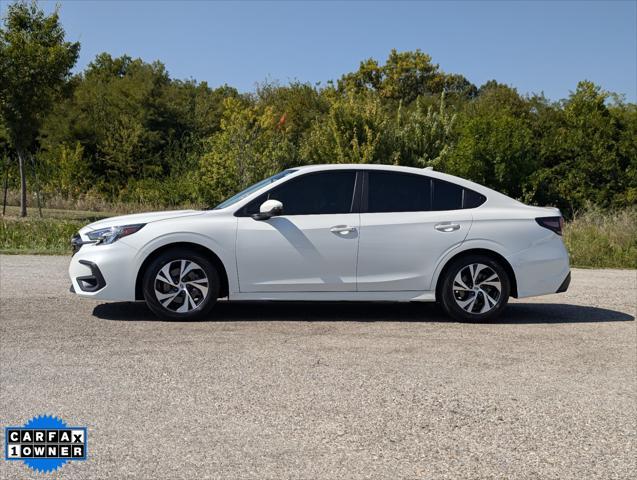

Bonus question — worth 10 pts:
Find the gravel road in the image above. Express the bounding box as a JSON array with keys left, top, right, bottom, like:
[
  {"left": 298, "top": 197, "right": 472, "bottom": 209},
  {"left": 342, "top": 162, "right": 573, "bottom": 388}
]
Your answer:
[{"left": 0, "top": 255, "right": 635, "bottom": 479}]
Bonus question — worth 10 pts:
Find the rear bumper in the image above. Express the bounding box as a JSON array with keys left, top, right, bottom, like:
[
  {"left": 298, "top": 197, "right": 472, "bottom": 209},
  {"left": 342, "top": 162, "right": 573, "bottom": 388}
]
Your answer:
[
  {"left": 556, "top": 271, "right": 571, "bottom": 293},
  {"left": 507, "top": 235, "right": 570, "bottom": 298}
]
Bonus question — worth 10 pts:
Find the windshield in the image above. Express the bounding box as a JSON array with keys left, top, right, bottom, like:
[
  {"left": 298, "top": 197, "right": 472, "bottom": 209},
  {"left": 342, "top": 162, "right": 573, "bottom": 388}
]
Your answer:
[{"left": 213, "top": 169, "right": 297, "bottom": 209}]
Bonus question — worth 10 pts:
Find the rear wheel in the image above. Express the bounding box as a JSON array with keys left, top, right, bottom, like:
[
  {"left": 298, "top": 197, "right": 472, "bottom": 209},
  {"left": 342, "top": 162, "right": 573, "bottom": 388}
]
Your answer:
[
  {"left": 439, "top": 255, "right": 510, "bottom": 322},
  {"left": 142, "top": 248, "right": 219, "bottom": 320}
]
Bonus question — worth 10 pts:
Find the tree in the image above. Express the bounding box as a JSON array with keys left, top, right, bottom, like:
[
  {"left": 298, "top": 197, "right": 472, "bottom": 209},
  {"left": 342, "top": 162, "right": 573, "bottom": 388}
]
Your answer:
[
  {"left": 525, "top": 81, "right": 632, "bottom": 213},
  {"left": 299, "top": 91, "right": 393, "bottom": 165},
  {"left": 40, "top": 53, "right": 237, "bottom": 200},
  {"left": 338, "top": 49, "right": 476, "bottom": 103},
  {"left": 392, "top": 93, "right": 457, "bottom": 168},
  {"left": 443, "top": 83, "right": 538, "bottom": 199},
  {"left": 199, "top": 97, "right": 296, "bottom": 205},
  {"left": 0, "top": 0, "right": 79, "bottom": 216}
]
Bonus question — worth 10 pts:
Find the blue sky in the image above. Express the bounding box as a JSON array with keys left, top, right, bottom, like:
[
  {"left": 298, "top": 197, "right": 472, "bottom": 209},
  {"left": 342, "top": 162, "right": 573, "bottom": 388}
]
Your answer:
[{"left": 4, "top": 0, "right": 636, "bottom": 101}]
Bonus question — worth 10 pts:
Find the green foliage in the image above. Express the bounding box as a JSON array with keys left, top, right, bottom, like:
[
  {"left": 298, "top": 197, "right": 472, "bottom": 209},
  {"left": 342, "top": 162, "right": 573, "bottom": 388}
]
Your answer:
[
  {"left": 39, "top": 52, "right": 237, "bottom": 199},
  {"left": 392, "top": 94, "right": 457, "bottom": 168},
  {"left": 0, "top": 0, "right": 79, "bottom": 216},
  {"left": 563, "top": 207, "right": 637, "bottom": 268},
  {"left": 524, "top": 82, "right": 636, "bottom": 213},
  {"left": 445, "top": 97, "right": 537, "bottom": 199},
  {"left": 199, "top": 96, "right": 296, "bottom": 205},
  {"left": 0, "top": 0, "right": 634, "bottom": 219},
  {"left": 1, "top": 216, "right": 84, "bottom": 254},
  {"left": 339, "top": 49, "right": 477, "bottom": 102},
  {"left": 299, "top": 91, "right": 392, "bottom": 165},
  {"left": 0, "top": 0, "right": 79, "bottom": 150}
]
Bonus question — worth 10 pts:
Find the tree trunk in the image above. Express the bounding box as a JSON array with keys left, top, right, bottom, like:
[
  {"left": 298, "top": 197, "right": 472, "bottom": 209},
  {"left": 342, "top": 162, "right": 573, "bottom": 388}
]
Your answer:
[
  {"left": 17, "top": 149, "right": 27, "bottom": 217},
  {"left": 2, "top": 157, "right": 9, "bottom": 216},
  {"left": 29, "top": 153, "right": 43, "bottom": 218}
]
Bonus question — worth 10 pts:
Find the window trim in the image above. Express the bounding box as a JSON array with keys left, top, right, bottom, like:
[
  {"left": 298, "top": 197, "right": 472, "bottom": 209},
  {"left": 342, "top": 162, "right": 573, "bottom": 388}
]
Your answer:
[{"left": 234, "top": 170, "right": 363, "bottom": 217}]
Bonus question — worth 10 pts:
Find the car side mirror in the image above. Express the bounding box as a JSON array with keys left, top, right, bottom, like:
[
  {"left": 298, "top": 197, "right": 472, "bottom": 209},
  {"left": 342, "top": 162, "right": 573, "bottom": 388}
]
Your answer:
[{"left": 252, "top": 199, "right": 283, "bottom": 220}]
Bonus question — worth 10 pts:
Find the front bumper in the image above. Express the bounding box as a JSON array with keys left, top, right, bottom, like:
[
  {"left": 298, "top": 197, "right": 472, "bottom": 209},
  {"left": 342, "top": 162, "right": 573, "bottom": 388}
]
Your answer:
[
  {"left": 69, "top": 240, "right": 138, "bottom": 301},
  {"left": 75, "top": 260, "right": 106, "bottom": 292}
]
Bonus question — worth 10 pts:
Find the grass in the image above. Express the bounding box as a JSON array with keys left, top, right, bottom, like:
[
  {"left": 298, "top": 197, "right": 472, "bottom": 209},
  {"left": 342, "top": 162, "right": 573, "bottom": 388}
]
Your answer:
[
  {"left": 1, "top": 205, "right": 116, "bottom": 221},
  {"left": 0, "top": 207, "right": 113, "bottom": 255},
  {"left": 1, "top": 218, "right": 86, "bottom": 255},
  {"left": 1, "top": 205, "right": 636, "bottom": 268},
  {"left": 563, "top": 207, "right": 637, "bottom": 269}
]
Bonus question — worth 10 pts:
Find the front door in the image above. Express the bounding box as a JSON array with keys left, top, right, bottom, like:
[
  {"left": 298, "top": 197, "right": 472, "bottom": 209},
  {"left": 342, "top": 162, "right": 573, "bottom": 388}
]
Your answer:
[{"left": 236, "top": 170, "right": 360, "bottom": 292}]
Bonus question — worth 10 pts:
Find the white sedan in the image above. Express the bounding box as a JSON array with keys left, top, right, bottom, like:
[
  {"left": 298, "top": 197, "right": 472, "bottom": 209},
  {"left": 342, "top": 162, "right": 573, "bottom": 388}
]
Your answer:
[{"left": 69, "top": 164, "right": 570, "bottom": 321}]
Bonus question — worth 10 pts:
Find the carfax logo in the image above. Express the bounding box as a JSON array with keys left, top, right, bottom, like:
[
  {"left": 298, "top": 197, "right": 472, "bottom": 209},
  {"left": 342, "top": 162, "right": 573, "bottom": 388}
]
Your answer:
[{"left": 4, "top": 415, "right": 87, "bottom": 474}]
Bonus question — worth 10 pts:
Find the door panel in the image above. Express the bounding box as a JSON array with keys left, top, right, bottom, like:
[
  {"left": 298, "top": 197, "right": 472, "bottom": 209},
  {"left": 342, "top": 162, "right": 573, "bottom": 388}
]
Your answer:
[
  {"left": 357, "top": 211, "right": 472, "bottom": 291},
  {"left": 237, "top": 214, "right": 360, "bottom": 292},
  {"left": 357, "top": 170, "right": 475, "bottom": 292}
]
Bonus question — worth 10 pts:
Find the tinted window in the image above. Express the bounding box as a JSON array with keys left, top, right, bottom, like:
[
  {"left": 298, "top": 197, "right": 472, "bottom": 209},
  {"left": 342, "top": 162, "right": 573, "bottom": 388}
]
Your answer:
[
  {"left": 367, "top": 172, "right": 431, "bottom": 212},
  {"left": 463, "top": 188, "right": 487, "bottom": 209},
  {"left": 243, "top": 171, "right": 356, "bottom": 216},
  {"left": 432, "top": 179, "right": 463, "bottom": 211}
]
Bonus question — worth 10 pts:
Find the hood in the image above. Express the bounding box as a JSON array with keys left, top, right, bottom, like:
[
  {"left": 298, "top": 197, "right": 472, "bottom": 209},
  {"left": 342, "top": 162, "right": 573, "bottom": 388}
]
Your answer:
[{"left": 82, "top": 210, "right": 203, "bottom": 231}]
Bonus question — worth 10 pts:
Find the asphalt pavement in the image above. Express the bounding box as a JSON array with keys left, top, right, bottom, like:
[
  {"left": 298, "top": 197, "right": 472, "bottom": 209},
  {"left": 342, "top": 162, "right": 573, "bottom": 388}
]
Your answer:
[{"left": 0, "top": 255, "right": 635, "bottom": 479}]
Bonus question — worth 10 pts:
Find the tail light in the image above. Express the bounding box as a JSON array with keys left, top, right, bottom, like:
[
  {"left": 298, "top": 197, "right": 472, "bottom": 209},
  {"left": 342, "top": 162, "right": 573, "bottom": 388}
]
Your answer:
[{"left": 535, "top": 216, "right": 563, "bottom": 235}]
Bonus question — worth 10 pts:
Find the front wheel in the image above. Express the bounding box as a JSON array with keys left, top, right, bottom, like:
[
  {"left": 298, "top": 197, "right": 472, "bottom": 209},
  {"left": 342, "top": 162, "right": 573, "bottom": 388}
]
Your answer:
[
  {"left": 439, "top": 255, "right": 510, "bottom": 322},
  {"left": 142, "top": 248, "right": 220, "bottom": 320}
]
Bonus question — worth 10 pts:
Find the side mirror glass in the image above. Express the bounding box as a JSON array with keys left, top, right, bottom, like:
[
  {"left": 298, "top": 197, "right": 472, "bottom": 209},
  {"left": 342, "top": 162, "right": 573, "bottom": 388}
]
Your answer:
[{"left": 252, "top": 199, "right": 283, "bottom": 220}]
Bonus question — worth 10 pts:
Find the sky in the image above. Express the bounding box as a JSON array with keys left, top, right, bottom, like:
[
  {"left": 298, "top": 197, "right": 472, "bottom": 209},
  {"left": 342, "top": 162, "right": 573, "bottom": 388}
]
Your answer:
[{"left": 2, "top": 0, "right": 636, "bottom": 101}]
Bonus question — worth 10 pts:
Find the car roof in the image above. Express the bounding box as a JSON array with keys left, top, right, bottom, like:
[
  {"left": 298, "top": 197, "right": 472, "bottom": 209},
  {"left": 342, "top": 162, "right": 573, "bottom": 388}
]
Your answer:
[{"left": 291, "top": 163, "right": 473, "bottom": 187}]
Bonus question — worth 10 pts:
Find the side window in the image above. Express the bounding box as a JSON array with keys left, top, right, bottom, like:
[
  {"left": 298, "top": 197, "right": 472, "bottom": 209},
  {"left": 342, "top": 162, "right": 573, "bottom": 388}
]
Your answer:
[
  {"left": 432, "top": 179, "right": 486, "bottom": 210},
  {"left": 367, "top": 171, "right": 431, "bottom": 213},
  {"left": 463, "top": 188, "right": 487, "bottom": 209},
  {"left": 243, "top": 171, "right": 356, "bottom": 216},
  {"left": 432, "top": 179, "right": 463, "bottom": 211}
]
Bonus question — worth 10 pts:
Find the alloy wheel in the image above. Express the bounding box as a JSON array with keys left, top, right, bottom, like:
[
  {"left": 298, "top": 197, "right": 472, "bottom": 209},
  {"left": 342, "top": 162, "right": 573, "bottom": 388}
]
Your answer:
[
  {"left": 153, "top": 259, "right": 209, "bottom": 313},
  {"left": 452, "top": 263, "right": 502, "bottom": 315}
]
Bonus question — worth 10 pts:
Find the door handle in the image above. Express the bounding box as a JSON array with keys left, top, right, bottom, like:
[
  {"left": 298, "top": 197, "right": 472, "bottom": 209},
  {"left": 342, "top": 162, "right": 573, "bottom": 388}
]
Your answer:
[
  {"left": 330, "top": 225, "right": 356, "bottom": 235},
  {"left": 435, "top": 223, "right": 461, "bottom": 232}
]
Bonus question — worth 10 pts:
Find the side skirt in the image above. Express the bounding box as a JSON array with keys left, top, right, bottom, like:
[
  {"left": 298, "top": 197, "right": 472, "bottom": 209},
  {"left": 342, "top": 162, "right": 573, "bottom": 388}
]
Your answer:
[{"left": 228, "top": 291, "right": 436, "bottom": 302}]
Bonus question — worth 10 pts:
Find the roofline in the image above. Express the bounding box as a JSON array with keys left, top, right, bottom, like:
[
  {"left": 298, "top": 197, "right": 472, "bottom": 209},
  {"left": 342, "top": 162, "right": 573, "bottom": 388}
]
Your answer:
[{"left": 288, "top": 164, "right": 521, "bottom": 207}]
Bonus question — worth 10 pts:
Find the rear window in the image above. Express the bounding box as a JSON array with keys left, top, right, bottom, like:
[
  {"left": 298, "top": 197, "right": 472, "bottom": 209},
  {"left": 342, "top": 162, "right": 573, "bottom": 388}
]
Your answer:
[
  {"left": 463, "top": 188, "right": 487, "bottom": 209},
  {"left": 432, "top": 179, "right": 486, "bottom": 210}
]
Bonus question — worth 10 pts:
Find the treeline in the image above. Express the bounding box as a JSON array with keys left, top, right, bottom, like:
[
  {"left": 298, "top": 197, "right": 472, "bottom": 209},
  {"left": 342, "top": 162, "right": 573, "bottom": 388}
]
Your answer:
[{"left": 1, "top": 2, "right": 636, "bottom": 216}]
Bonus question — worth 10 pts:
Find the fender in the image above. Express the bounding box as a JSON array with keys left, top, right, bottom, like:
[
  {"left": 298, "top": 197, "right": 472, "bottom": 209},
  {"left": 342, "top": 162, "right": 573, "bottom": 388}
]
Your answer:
[
  {"left": 132, "top": 231, "right": 239, "bottom": 293},
  {"left": 428, "top": 238, "right": 516, "bottom": 295}
]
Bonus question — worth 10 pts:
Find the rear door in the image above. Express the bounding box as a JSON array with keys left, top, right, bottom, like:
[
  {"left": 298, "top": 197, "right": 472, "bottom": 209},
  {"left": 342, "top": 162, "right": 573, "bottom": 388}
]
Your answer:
[
  {"left": 357, "top": 171, "right": 475, "bottom": 292},
  {"left": 236, "top": 170, "right": 360, "bottom": 292}
]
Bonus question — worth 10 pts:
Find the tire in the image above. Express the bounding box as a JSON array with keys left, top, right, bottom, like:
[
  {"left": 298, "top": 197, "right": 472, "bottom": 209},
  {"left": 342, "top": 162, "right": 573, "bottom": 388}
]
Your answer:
[
  {"left": 142, "top": 248, "right": 220, "bottom": 321},
  {"left": 439, "top": 254, "right": 510, "bottom": 322}
]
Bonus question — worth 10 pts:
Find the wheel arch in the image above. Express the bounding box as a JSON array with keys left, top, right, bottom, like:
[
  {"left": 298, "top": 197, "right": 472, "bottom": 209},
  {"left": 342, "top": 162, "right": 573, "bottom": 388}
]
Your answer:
[
  {"left": 135, "top": 242, "right": 229, "bottom": 300},
  {"left": 434, "top": 248, "right": 518, "bottom": 300}
]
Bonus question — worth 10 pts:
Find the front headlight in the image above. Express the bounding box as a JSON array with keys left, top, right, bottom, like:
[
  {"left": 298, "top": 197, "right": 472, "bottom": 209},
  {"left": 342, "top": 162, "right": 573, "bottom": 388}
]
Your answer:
[{"left": 86, "top": 224, "right": 145, "bottom": 245}]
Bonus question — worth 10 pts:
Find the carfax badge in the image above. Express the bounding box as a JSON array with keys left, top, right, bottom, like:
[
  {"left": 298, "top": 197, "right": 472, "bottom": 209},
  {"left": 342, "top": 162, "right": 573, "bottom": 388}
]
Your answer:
[{"left": 4, "top": 415, "right": 87, "bottom": 474}]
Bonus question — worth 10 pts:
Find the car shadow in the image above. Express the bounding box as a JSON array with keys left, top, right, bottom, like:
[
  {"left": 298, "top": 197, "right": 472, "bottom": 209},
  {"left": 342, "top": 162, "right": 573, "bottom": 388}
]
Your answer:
[{"left": 92, "top": 300, "right": 634, "bottom": 324}]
